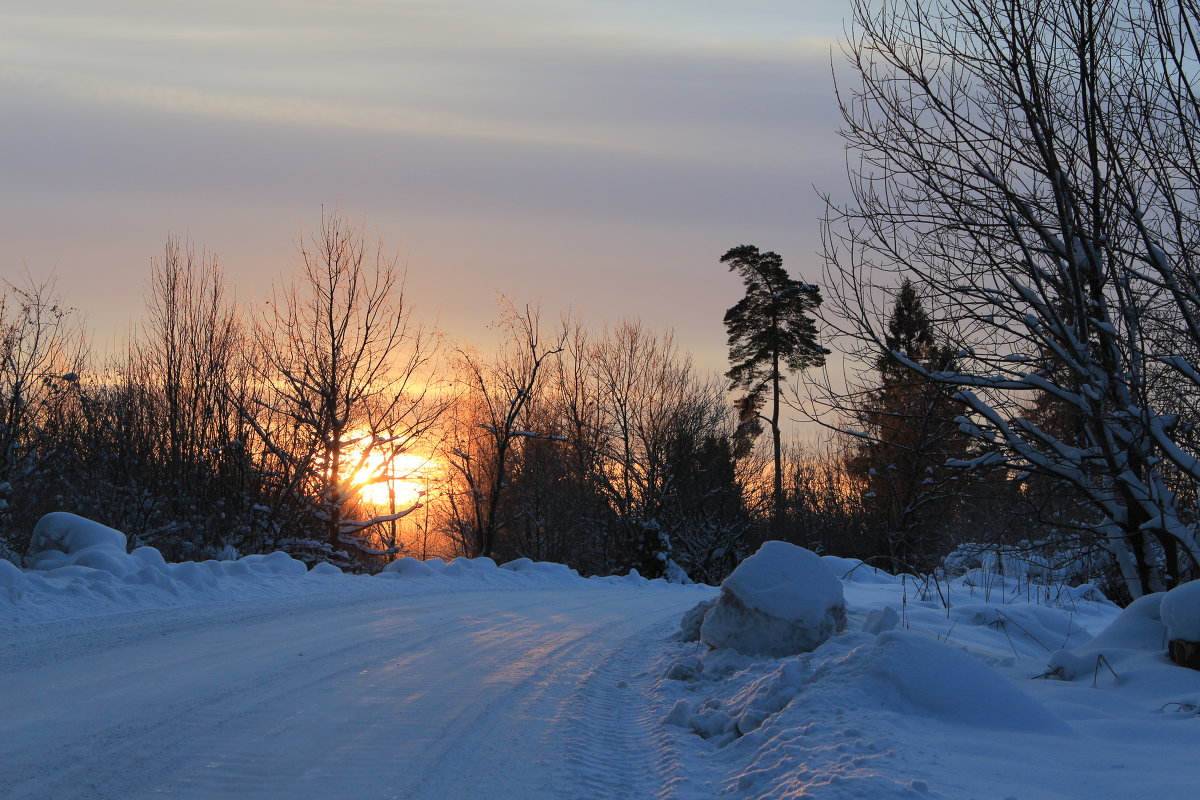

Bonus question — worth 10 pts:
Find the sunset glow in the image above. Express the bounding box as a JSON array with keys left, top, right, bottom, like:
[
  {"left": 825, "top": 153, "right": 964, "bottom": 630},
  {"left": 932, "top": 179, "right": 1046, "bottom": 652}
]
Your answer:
[{"left": 350, "top": 451, "right": 431, "bottom": 510}]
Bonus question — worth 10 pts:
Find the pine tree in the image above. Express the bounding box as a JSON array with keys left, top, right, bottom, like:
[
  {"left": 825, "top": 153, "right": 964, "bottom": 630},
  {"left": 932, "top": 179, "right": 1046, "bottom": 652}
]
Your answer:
[{"left": 721, "top": 245, "right": 826, "bottom": 536}]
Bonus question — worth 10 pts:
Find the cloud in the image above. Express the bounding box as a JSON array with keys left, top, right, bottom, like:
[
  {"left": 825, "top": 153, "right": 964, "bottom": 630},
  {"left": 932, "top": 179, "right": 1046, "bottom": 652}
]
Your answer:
[
  {"left": 0, "top": 0, "right": 849, "bottom": 368},
  {"left": 2, "top": 0, "right": 849, "bottom": 228},
  {"left": 1, "top": 22, "right": 838, "bottom": 169}
]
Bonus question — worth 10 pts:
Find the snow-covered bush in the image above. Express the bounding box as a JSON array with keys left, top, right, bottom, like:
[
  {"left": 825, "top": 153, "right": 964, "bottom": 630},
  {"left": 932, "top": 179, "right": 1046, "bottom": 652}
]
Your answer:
[
  {"left": 25, "top": 512, "right": 129, "bottom": 570},
  {"left": 697, "top": 541, "right": 846, "bottom": 657},
  {"left": 942, "top": 540, "right": 1111, "bottom": 587}
]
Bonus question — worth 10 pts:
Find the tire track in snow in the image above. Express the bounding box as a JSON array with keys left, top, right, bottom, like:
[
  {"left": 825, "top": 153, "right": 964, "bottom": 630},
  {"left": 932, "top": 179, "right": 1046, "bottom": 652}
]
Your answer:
[
  {"left": 554, "top": 602, "right": 698, "bottom": 800},
  {"left": 393, "top": 591, "right": 702, "bottom": 800}
]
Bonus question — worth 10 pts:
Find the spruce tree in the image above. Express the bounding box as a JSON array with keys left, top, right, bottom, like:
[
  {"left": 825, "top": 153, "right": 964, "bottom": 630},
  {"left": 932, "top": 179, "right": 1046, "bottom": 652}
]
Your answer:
[
  {"left": 849, "top": 280, "right": 965, "bottom": 571},
  {"left": 877, "top": 280, "right": 940, "bottom": 379},
  {"left": 721, "top": 244, "right": 826, "bottom": 536}
]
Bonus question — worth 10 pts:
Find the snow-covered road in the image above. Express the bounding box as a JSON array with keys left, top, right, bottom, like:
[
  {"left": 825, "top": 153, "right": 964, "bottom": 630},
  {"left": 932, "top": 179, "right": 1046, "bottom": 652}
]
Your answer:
[
  {"left": 1, "top": 588, "right": 704, "bottom": 800},
  {"left": 9, "top": 520, "right": 1200, "bottom": 800}
]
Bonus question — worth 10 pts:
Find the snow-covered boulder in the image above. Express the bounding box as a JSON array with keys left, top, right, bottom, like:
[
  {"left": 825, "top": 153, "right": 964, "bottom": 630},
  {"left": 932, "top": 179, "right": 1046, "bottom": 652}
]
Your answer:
[{"left": 699, "top": 541, "right": 846, "bottom": 657}]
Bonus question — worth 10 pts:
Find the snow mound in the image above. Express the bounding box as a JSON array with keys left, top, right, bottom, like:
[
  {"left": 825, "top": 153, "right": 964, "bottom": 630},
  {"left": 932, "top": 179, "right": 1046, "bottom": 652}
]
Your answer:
[
  {"left": 1162, "top": 580, "right": 1200, "bottom": 642},
  {"left": 848, "top": 631, "right": 1070, "bottom": 733},
  {"left": 861, "top": 605, "right": 900, "bottom": 634},
  {"left": 1046, "top": 592, "right": 1169, "bottom": 681},
  {"left": 499, "top": 558, "right": 578, "bottom": 581},
  {"left": 26, "top": 513, "right": 128, "bottom": 570},
  {"left": 821, "top": 555, "right": 897, "bottom": 584},
  {"left": 700, "top": 541, "right": 846, "bottom": 657},
  {"left": 663, "top": 627, "right": 1068, "bottom": 755},
  {"left": 238, "top": 552, "right": 308, "bottom": 576},
  {"left": 382, "top": 557, "right": 438, "bottom": 578}
]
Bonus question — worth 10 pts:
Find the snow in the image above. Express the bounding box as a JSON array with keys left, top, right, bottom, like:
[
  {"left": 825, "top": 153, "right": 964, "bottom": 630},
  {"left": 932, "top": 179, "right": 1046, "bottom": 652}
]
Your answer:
[
  {"left": 677, "top": 596, "right": 717, "bottom": 642},
  {"left": 1162, "top": 579, "right": 1200, "bottom": 641},
  {"left": 5, "top": 514, "right": 1200, "bottom": 799},
  {"left": 2, "top": 586, "right": 704, "bottom": 800},
  {"left": 859, "top": 630, "right": 1072, "bottom": 733},
  {"left": 380, "top": 555, "right": 438, "bottom": 577},
  {"left": 699, "top": 541, "right": 846, "bottom": 657},
  {"left": 25, "top": 512, "right": 128, "bottom": 570},
  {"left": 659, "top": 557, "right": 1200, "bottom": 800},
  {"left": 1047, "top": 592, "right": 1168, "bottom": 680},
  {"left": 1, "top": 513, "right": 693, "bottom": 628},
  {"left": 861, "top": 604, "right": 900, "bottom": 634}
]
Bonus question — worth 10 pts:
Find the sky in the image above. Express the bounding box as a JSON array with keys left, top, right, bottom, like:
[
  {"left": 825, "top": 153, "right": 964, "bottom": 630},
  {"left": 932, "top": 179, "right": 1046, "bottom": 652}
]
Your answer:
[{"left": 1, "top": 0, "right": 849, "bottom": 373}]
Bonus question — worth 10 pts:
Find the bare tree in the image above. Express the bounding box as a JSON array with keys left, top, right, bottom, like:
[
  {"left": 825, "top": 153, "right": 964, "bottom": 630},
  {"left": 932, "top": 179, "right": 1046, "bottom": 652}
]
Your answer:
[
  {"left": 128, "top": 237, "right": 258, "bottom": 554},
  {"left": 145, "top": 239, "right": 244, "bottom": 466},
  {"left": 442, "top": 299, "right": 566, "bottom": 558},
  {"left": 246, "top": 211, "right": 442, "bottom": 563},
  {"left": 824, "top": 0, "right": 1200, "bottom": 597},
  {"left": 0, "top": 274, "right": 87, "bottom": 556},
  {"left": 547, "top": 320, "right": 750, "bottom": 577}
]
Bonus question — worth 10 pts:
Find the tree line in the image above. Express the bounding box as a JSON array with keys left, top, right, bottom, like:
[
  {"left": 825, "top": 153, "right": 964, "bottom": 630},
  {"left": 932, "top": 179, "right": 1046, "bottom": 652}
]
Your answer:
[{"left": 0, "top": 215, "right": 764, "bottom": 581}]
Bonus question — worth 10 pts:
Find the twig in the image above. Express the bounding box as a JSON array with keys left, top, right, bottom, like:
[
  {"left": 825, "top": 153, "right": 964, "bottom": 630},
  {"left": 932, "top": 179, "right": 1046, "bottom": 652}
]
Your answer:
[
  {"left": 1093, "top": 654, "right": 1118, "bottom": 688},
  {"left": 994, "top": 608, "right": 1051, "bottom": 653}
]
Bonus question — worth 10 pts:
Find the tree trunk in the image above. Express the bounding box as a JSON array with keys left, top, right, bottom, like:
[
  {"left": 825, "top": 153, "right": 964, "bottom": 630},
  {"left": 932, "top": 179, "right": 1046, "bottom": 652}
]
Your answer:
[{"left": 771, "top": 330, "right": 784, "bottom": 539}]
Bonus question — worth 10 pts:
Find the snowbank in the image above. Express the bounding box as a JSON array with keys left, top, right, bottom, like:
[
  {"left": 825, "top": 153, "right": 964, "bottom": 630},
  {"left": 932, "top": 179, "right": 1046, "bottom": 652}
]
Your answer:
[
  {"left": 698, "top": 541, "right": 845, "bottom": 657},
  {"left": 658, "top": 553, "right": 1200, "bottom": 800},
  {"left": 1, "top": 513, "right": 706, "bottom": 628}
]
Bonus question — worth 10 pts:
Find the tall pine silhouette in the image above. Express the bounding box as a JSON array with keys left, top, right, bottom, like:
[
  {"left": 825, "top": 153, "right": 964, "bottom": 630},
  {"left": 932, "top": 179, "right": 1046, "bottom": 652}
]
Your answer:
[{"left": 721, "top": 245, "right": 826, "bottom": 535}]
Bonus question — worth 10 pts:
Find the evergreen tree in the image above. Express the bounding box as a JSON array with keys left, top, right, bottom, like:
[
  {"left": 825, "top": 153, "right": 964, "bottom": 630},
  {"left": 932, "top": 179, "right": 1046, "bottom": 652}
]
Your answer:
[
  {"left": 721, "top": 245, "right": 826, "bottom": 535},
  {"left": 876, "top": 280, "right": 941, "bottom": 380},
  {"left": 848, "top": 280, "right": 967, "bottom": 571},
  {"left": 664, "top": 431, "right": 752, "bottom": 583}
]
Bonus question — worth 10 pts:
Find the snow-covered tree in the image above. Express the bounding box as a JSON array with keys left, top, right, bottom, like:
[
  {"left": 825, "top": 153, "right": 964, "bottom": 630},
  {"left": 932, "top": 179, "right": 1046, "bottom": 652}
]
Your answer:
[{"left": 825, "top": 0, "right": 1200, "bottom": 597}]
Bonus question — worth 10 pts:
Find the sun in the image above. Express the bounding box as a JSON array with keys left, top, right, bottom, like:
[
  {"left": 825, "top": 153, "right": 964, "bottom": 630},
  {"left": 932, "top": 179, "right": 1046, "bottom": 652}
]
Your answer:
[{"left": 351, "top": 451, "right": 431, "bottom": 510}]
